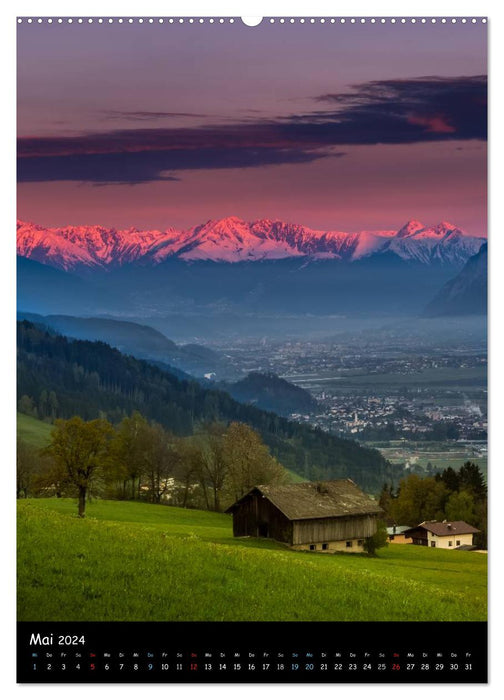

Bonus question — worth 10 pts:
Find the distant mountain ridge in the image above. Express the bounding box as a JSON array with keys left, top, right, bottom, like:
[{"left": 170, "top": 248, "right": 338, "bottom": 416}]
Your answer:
[
  {"left": 424, "top": 243, "right": 487, "bottom": 317},
  {"left": 17, "top": 216, "right": 485, "bottom": 270},
  {"left": 16, "top": 311, "right": 226, "bottom": 378}
]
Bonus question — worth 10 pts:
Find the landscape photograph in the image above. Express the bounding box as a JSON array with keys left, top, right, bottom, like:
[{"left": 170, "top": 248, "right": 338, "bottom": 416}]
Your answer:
[{"left": 17, "top": 17, "right": 487, "bottom": 624}]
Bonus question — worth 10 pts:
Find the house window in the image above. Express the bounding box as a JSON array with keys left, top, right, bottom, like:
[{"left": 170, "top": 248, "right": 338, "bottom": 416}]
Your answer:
[
  {"left": 309, "top": 544, "right": 316, "bottom": 551},
  {"left": 448, "top": 541, "right": 453, "bottom": 547},
  {"left": 431, "top": 541, "right": 436, "bottom": 547},
  {"left": 358, "top": 540, "right": 364, "bottom": 545},
  {"left": 322, "top": 543, "right": 328, "bottom": 551},
  {"left": 389, "top": 535, "right": 395, "bottom": 541},
  {"left": 346, "top": 541, "right": 352, "bottom": 548},
  {"left": 456, "top": 540, "right": 461, "bottom": 546}
]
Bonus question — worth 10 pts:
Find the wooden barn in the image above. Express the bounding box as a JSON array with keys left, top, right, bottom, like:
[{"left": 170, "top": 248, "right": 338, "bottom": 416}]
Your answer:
[{"left": 226, "top": 479, "right": 382, "bottom": 552}]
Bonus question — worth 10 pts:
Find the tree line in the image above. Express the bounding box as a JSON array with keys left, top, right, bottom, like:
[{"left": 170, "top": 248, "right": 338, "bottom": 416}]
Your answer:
[
  {"left": 17, "top": 413, "right": 288, "bottom": 517},
  {"left": 356, "top": 422, "right": 486, "bottom": 443},
  {"left": 378, "top": 462, "right": 487, "bottom": 547}
]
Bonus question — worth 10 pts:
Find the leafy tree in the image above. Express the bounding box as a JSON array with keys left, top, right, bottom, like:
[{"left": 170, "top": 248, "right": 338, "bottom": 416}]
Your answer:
[
  {"left": 474, "top": 499, "right": 488, "bottom": 549},
  {"left": 390, "top": 474, "right": 448, "bottom": 526},
  {"left": 16, "top": 439, "right": 38, "bottom": 498},
  {"left": 363, "top": 521, "right": 389, "bottom": 555},
  {"left": 18, "top": 394, "right": 37, "bottom": 418},
  {"left": 378, "top": 482, "right": 395, "bottom": 518},
  {"left": 46, "top": 417, "right": 114, "bottom": 517},
  {"left": 31, "top": 454, "right": 68, "bottom": 498},
  {"left": 17, "top": 439, "right": 66, "bottom": 498},
  {"left": 223, "top": 422, "right": 288, "bottom": 503},
  {"left": 109, "top": 414, "right": 181, "bottom": 504},
  {"left": 445, "top": 489, "right": 478, "bottom": 524}
]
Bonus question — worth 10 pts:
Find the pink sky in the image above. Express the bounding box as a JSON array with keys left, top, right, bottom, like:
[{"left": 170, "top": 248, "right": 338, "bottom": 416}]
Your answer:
[{"left": 17, "top": 20, "right": 487, "bottom": 235}]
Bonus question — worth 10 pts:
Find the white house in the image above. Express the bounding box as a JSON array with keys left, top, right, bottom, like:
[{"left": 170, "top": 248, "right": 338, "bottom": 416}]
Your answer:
[{"left": 403, "top": 520, "right": 480, "bottom": 549}]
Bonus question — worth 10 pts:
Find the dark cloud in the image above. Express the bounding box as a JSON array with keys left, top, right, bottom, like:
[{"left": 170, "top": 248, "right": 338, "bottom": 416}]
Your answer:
[
  {"left": 18, "top": 147, "right": 338, "bottom": 185},
  {"left": 18, "top": 76, "right": 486, "bottom": 184},
  {"left": 310, "top": 75, "right": 487, "bottom": 143},
  {"left": 102, "top": 110, "right": 209, "bottom": 121},
  {"left": 18, "top": 122, "right": 336, "bottom": 157}
]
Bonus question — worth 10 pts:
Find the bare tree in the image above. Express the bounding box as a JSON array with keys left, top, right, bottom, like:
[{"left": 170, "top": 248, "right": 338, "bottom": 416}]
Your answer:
[
  {"left": 143, "top": 423, "right": 180, "bottom": 504},
  {"left": 108, "top": 411, "right": 149, "bottom": 499},
  {"left": 173, "top": 438, "right": 202, "bottom": 508},
  {"left": 197, "top": 424, "right": 228, "bottom": 511}
]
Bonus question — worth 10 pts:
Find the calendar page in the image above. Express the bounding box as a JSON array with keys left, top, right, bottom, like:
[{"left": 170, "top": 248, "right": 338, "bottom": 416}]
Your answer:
[{"left": 16, "top": 14, "right": 488, "bottom": 684}]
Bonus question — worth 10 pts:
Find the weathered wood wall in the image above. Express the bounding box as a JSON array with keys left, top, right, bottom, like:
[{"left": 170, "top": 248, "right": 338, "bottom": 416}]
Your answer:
[
  {"left": 231, "top": 492, "right": 378, "bottom": 546},
  {"left": 404, "top": 527, "right": 428, "bottom": 545},
  {"left": 292, "top": 514, "right": 378, "bottom": 545},
  {"left": 232, "top": 491, "right": 293, "bottom": 544}
]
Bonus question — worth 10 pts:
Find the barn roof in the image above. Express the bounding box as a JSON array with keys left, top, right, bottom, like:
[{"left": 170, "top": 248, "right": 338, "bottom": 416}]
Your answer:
[
  {"left": 226, "top": 479, "right": 382, "bottom": 521},
  {"left": 403, "top": 520, "right": 480, "bottom": 536}
]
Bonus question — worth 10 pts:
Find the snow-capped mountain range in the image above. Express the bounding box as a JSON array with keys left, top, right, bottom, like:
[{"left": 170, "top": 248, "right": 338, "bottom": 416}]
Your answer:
[{"left": 16, "top": 216, "right": 485, "bottom": 271}]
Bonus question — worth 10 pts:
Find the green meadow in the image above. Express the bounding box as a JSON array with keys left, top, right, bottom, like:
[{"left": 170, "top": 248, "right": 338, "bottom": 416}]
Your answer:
[
  {"left": 17, "top": 412, "right": 52, "bottom": 449},
  {"left": 17, "top": 499, "right": 487, "bottom": 623}
]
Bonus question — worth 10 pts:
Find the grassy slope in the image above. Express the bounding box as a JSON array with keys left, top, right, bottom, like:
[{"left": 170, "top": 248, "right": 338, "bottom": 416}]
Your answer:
[
  {"left": 286, "top": 469, "right": 305, "bottom": 483},
  {"left": 17, "top": 499, "right": 487, "bottom": 623},
  {"left": 17, "top": 412, "right": 52, "bottom": 448}
]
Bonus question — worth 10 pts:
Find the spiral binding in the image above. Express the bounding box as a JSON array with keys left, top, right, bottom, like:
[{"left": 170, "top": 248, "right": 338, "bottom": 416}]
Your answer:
[{"left": 17, "top": 17, "right": 488, "bottom": 25}]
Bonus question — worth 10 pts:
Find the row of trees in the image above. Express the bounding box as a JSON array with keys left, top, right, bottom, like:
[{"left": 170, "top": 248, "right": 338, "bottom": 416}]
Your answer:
[
  {"left": 18, "top": 391, "right": 59, "bottom": 421},
  {"left": 17, "top": 413, "right": 288, "bottom": 517},
  {"left": 378, "top": 462, "right": 487, "bottom": 547}
]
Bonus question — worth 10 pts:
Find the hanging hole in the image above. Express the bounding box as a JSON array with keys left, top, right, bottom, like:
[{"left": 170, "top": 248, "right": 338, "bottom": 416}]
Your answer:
[{"left": 241, "top": 17, "right": 263, "bottom": 27}]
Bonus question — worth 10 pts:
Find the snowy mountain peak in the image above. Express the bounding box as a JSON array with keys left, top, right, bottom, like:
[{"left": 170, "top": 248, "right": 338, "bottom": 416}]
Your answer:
[
  {"left": 396, "top": 220, "right": 426, "bottom": 238},
  {"left": 437, "top": 220, "right": 459, "bottom": 231},
  {"left": 16, "top": 217, "right": 485, "bottom": 270},
  {"left": 16, "top": 219, "right": 180, "bottom": 270},
  {"left": 395, "top": 220, "right": 468, "bottom": 243},
  {"left": 434, "top": 221, "right": 464, "bottom": 237},
  {"left": 203, "top": 215, "right": 247, "bottom": 229}
]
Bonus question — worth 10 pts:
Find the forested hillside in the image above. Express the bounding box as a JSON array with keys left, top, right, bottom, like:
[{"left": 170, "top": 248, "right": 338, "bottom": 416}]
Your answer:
[
  {"left": 223, "top": 371, "right": 319, "bottom": 416},
  {"left": 17, "top": 321, "right": 399, "bottom": 491}
]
